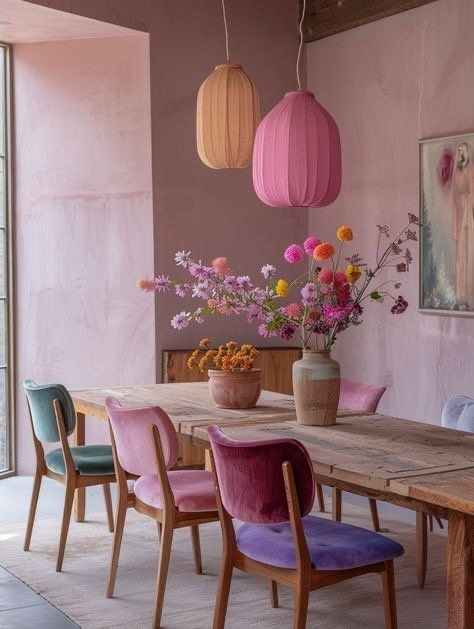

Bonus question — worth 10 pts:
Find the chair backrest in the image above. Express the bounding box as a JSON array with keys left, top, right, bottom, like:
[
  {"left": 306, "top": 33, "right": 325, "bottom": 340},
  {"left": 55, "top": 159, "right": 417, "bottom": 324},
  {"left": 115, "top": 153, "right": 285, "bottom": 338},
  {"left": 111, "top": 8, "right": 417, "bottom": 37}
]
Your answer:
[
  {"left": 208, "top": 424, "right": 314, "bottom": 525},
  {"left": 105, "top": 396, "right": 179, "bottom": 476},
  {"left": 339, "top": 378, "right": 386, "bottom": 413},
  {"left": 23, "top": 379, "right": 76, "bottom": 443},
  {"left": 442, "top": 395, "right": 474, "bottom": 432}
]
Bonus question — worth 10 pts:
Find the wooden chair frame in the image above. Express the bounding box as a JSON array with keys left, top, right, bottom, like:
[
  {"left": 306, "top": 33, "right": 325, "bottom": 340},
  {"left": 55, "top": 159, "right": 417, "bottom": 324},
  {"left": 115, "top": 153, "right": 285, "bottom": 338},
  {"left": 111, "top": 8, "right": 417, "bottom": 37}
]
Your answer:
[
  {"left": 24, "top": 398, "right": 115, "bottom": 572},
  {"left": 106, "top": 423, "right": 219, "bottom": 629},
  {"left": 210, "top": 450, "right": 398, "bottom": 629}
]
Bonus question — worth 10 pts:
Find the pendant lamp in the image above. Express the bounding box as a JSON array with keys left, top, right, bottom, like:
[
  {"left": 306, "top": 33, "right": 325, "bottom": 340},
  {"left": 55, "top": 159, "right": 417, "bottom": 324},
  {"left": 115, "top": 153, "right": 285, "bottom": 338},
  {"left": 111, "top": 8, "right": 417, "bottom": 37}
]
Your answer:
[
  {"left": 196, "top": 0, "right": 260, "bottom": 169},
  {"left": 252, "top": 0, "right": 342, "bottom": 207}
]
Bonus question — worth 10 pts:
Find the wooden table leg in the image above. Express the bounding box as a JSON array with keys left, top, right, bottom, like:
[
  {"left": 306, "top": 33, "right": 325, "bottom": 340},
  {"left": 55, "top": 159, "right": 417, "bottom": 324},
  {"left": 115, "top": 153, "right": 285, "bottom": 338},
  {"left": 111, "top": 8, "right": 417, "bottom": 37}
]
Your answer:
[
  {"left": 447, "top": 512, "right": 474, "bottom": 628},
  {"left": 74, "top": 412, "right": 86, "bottom": 522}
]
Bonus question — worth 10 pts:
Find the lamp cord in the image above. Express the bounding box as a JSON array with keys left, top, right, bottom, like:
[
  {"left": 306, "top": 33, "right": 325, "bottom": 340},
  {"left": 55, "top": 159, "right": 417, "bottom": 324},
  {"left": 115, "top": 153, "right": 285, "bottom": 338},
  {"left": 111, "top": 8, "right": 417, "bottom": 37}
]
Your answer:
[
  {"left": 296, "top": 0, "right": 306, "bottom": 89},
  {"left": 221, "top": 0, "right": 230, "bottom": 63}
]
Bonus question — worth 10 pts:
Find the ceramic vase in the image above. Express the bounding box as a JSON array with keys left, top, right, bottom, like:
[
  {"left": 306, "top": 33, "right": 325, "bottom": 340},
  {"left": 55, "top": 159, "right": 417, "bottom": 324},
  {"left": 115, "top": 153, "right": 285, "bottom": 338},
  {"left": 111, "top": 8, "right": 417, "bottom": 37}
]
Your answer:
[
  {"left": 292, "top": 350, "right": 340, "bottom": 425},
  {"left": 208, "top": 368, "right": 262, "bottom": 409}
]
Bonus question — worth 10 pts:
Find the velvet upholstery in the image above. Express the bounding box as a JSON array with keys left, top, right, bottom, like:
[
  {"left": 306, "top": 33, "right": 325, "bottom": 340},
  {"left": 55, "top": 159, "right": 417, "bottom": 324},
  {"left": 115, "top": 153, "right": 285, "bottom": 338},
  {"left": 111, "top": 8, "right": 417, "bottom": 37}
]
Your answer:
[
  {"left": 23, "top": 379, "right": 76, "bottom": 443},
  {"left": 339, "top": 378, "right": 386, "bottom": 413},
  {"left": 237, "top": 516, "right": 404, "bottom": 570},
  {"left": 208, "top": 424, "right": 315, "bottom": 524},
  {"left": 105, "top": 396, "right": 179, "bottom": 476},
  {"left": 441, "top": 395, "right": 474, "bottom": 432},
  {"left": 134, "top": 471, "right": 217, "bottom": 512},
  {"left": 45, "top": 445, "right": 115, "bottom": 476}
]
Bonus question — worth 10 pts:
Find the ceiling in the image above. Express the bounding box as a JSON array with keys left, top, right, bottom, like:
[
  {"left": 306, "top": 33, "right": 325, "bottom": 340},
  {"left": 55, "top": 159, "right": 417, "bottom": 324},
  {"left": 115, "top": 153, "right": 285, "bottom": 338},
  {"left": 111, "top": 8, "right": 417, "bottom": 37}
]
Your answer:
[{"left": 0, "top": 0, "right": 138, "bottom": 44}]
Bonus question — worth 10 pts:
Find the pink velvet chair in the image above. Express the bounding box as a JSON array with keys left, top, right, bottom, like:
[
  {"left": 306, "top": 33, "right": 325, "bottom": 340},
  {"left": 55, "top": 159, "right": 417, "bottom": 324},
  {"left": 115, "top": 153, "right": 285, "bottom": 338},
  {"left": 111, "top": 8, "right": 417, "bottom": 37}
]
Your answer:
[
  {"left": 208, "top": 425, "right": 403, "bottom": 628},
  {"left": 333, "top": 379, "right": 386, "bottom": 532},
  {"left": 105, "top": 397, "right": 219, "bottom": 629}
]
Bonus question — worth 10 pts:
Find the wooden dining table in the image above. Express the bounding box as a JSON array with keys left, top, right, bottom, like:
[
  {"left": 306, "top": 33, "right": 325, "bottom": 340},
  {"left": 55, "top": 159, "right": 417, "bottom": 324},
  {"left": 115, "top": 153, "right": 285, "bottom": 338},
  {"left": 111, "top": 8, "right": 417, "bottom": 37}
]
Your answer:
[{"left": 70, "top": 382, "right": 474, "bottom": 629}]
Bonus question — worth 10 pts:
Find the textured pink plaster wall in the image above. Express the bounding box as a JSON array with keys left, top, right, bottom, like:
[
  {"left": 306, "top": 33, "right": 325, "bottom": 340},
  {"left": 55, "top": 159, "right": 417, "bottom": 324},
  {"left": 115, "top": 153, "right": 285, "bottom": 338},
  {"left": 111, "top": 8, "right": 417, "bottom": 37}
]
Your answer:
[
  {"left": 15, "top": 35, "right": 154, "bottom": 473},
  {"left": 307, "top": 0, "right": 474, "bottom": 424}
]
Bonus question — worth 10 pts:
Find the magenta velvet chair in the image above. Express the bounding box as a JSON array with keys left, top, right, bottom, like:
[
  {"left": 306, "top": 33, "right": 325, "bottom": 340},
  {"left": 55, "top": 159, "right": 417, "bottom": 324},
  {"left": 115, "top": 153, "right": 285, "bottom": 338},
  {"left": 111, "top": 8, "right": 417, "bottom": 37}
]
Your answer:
[
  {"left": 208, "top": 425, "right": 403, "bottom": 629},
  {"left": 105, "top": 397, "right": 219, "bottom": 629},
  {"left": 333, "top": 378, "right": 386, "bottom": 533}
]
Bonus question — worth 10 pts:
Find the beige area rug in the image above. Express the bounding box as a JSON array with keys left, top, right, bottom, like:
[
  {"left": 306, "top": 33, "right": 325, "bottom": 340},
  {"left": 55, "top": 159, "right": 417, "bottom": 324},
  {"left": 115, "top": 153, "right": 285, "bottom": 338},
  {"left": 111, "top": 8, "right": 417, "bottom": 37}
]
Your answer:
[{"left": 0, "top": 504, "right": 446, "bottom": 628}]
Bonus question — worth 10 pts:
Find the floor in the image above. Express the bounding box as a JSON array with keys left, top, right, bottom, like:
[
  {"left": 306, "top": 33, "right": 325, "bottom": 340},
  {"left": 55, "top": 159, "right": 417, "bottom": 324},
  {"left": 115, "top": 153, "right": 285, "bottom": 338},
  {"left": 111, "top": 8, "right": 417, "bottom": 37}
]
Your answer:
[{"left": 0, "top": 476, "right": 446, "bottom": 628}]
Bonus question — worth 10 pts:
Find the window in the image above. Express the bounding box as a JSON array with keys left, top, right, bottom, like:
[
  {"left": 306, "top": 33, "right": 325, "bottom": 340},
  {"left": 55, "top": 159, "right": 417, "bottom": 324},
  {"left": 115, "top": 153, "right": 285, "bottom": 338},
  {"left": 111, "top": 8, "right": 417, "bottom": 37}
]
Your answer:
[{"left": 0, "top": 43, "right": 13, "bottom": 476}]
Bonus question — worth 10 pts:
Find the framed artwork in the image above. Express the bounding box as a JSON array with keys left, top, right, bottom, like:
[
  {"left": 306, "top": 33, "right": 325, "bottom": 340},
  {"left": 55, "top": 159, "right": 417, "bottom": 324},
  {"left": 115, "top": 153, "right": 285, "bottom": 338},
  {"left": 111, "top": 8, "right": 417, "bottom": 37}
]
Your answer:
[{"left": 419, "top": 132, "right": 474, "bottom": 315}]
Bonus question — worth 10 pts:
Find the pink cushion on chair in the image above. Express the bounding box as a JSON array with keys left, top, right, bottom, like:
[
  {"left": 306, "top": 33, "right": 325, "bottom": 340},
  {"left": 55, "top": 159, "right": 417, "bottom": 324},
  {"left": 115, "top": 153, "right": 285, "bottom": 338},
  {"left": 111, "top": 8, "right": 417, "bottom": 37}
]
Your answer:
[
  {"left": 134, "top": 470, "right": 217, "bottom": 512},
  {"left": 339, "top": 378, "right": 386, "bottom": 413}
]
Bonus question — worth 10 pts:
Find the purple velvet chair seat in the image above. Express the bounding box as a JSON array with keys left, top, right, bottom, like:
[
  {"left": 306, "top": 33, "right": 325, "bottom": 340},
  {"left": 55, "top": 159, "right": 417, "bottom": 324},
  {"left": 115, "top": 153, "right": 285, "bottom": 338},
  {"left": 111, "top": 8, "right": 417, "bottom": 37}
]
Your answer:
[{"left": 237, "top": 515, "right": 404, "bottom": 570}]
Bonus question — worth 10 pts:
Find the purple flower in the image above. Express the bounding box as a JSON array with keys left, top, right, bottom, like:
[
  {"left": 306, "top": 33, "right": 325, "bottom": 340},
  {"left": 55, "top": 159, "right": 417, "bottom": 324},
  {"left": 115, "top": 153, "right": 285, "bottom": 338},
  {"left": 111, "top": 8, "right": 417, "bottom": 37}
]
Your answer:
[
  {"left": 154, "top": 275, "right": 171, "bottom": 292},
  {"left": 408, "top": 212, "right": 420, "bottom": 225},
  {"left": 170, "top": 311, "right": 191, "bottom": 330},
  {"left": 284, "top": 244, "right": 305, "bottom": 263},
  {"left": 192, "top": 282, "right": 210, "bottom": 299},
  {"left": 236, "top": 276, "right": 253, "bottom": 292},
  {"left": 261, "top": 264, "right": 276, "bottom": 279},
  {"left": 303, "top": 237, "right": 321, "bottom": 256},
  {"left": 188, "top": 261, "right": 213, "bottom": 281},
  {"left": 175, "top": 283, "right": 190, "bottom": 298},
  {"left": 258, "top": 323, "right": 277, "bottom": 338},
  {"left": 223, "top": 275, "right": 239, "bottom": 292},
  {"left": 280, "top": 322, "right": 297, "bottom": 340},
  {"left": 301, "top": 282, "right": 317, "bottom": 307},
  {"left": 174, "top": 250, "right": 192, "bottom": 268},
  {"left": 345, "top": 253, "right": 364, "bottom": 265},
  {"left": 405, "top": 248, "right": 413, "bottom": 267},
  {"left": 322, "top": 302, "right": 353, "bottom": 325},
  {"left": 405, "top": 229, "right": 417, "bottom": 241},
  {"left": 391, "top": 243, "right": 402, "bottom": 255},
  {"left": 377, "top": 225, "right": 390, "bottom": 237},
  {"left": 391, "top": 296, "right": 408, "bottom": 314}
]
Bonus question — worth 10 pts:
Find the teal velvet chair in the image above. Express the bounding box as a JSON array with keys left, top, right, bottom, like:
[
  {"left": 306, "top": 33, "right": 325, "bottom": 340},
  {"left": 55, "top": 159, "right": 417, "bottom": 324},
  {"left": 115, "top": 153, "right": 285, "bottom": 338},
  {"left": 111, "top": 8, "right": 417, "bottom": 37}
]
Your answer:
[{"left": 23, "top": 380, "right": 116, "bottom": 571}]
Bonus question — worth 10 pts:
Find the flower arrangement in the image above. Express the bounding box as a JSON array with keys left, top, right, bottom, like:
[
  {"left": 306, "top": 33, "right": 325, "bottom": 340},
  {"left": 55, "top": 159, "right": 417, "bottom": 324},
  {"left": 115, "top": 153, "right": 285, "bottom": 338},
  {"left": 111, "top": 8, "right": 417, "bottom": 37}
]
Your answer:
[
  {"left": 187, "top": 339, "right": 260, "bottom": 373},
  {"left": 137, "top": 213, "right": 420, "bottom": 351}
]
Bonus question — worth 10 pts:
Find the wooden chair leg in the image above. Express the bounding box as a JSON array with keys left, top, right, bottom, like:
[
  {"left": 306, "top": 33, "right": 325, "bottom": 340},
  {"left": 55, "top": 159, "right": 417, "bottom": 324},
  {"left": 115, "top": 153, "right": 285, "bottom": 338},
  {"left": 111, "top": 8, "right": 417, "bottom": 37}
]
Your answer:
[
  {"left": 269, "top": 579, "right": 279, "bottom": 608},
  {"left": 56, "top": 483, "right": 75, "bottom": 572},
  {"left": 316, "top": 483, "right": 325, "bottom": 512},
  {"left": 106, "top": 494, "right": 128, "bottom": 598},
  {"left": 381, "top": 560, "right": 398, "bottom": 628},
  {"left": 156, "top": 521, "right": 162, "bottom": 543},
  {"left": 24, "top": 470, "right": 42, "bottom": 551},
  {"left": 103, "top": 483, "right": 114, "bottom": 533},
  {"left": 369, "top": 498, "right": 381, "bottom": 531},
  {"left": 213, "top": 545, "right": 234, "bottom": 629},
  {"left": 190, "top": 525, "right": 202, "bottom": 574},
  {"left": 293, "top": 584, "right": 310, "bottom": 629},
  {"left": 153, "top": 520, "right": 174, "bottom": 629},
  {"left": 416, "top": 512, "right": 428, "bottom": 589},
  {"left": 332, "top": 487, "right": 342, "bottom": 521}
]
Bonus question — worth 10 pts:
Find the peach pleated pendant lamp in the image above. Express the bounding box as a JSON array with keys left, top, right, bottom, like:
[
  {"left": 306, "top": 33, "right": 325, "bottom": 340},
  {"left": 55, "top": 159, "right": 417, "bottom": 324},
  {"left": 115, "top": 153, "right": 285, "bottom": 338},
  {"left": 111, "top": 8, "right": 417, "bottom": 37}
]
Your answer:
[
  {"left": 252, "top": 0, "right": 342, "bottom": 207},
  {"left": 196, "top": 0, "right": 260, "bottom": 169}
]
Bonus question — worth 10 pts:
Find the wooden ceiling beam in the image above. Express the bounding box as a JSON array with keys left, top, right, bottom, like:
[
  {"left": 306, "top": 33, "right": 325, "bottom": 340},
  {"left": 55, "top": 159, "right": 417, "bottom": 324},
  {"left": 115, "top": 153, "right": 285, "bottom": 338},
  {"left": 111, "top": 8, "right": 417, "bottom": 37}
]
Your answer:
[{"left": 300, "top": 0, "right": 438, "bottom": 42}]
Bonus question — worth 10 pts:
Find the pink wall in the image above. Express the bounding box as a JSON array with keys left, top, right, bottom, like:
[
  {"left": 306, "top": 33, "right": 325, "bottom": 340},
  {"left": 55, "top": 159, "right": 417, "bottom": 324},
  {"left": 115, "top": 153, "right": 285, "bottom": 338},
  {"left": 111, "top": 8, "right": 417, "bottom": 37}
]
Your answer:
[
  {"left": 15, "top": 34, "right": 154, "bottom": 473},
  {"left": 14, "top": 1, "right": 308, "bottom": 472},
  {"left": 307, "top": 0, "right": 474, "bottom": 424}
]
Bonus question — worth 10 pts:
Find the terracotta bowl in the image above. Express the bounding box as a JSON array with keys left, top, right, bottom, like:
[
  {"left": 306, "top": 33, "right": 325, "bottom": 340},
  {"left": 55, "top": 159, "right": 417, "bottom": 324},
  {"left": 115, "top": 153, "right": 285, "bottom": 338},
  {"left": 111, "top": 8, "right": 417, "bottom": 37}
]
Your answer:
[{"left": 208, "top": 368, "right": 262, "bottom": 409}]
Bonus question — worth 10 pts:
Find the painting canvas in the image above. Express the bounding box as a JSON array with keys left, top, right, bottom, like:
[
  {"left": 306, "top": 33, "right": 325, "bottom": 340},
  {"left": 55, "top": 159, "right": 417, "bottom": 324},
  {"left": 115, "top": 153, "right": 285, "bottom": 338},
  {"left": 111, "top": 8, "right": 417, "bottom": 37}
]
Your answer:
[{"left": 420, "top": 132, "right": 474, "bottom": 314}]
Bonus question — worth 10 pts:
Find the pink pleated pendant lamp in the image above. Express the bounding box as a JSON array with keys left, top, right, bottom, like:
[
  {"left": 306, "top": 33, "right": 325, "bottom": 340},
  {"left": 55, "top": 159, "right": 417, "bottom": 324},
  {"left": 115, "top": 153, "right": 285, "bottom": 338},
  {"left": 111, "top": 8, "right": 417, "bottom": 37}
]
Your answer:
[{"left": 252, "top": 0, "right": 342, "bottom": 208}]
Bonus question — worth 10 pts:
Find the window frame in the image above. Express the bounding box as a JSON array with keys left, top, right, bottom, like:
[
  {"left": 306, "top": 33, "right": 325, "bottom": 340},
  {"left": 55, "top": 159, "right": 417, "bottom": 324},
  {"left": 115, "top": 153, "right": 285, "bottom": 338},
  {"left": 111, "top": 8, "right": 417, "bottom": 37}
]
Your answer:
[{"left": 0, "top": 42, "right": 15, "bottom": 478}]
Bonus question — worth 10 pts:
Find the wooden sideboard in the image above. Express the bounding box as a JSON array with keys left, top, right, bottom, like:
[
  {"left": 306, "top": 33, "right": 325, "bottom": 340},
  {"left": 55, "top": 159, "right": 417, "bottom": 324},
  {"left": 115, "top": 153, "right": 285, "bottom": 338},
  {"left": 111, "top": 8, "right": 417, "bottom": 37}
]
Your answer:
[{"left": 161, "top": 347, "right": 301, "bottom": 395}]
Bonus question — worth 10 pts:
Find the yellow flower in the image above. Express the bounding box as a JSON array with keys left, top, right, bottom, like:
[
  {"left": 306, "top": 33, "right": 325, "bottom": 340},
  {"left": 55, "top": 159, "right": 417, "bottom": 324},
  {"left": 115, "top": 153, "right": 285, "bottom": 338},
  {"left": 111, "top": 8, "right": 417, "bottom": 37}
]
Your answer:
[
  {"left": 199, "top": 337, "right": 211, "bottom": 348},
  {"left": 345, "top": 264, "right": 361, "bottom": 284},
  {"left": 337, "top": 225, "right": 353, "bottom": 242},
  {"left": 186, "top": 357, "right": 196, "bottom": 369},
  {"left": 276, "top": 279, "right": 289, "bottom": 297}
]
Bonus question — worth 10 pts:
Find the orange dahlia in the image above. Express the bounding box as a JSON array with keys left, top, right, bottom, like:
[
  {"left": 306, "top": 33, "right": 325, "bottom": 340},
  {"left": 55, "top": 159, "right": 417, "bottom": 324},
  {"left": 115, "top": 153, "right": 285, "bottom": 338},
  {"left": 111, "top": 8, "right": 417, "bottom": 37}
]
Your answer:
[{"left": 313, "top": 243, "right": 335, "bottom": 261}]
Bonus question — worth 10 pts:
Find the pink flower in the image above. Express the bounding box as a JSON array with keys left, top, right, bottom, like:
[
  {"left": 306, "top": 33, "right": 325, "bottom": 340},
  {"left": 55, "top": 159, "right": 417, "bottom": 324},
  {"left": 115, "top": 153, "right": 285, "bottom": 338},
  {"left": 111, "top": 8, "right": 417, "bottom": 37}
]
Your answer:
[
  {"left": 212, "top": 257, "right": 230, "bottom": 278},
  {"left": 334, "top": 272, "right": 347, "bottom": 287},
  {"left": 304, "top": 237, "right": 321, "bottom": 256},
  {"left": 282, "top": 303, "right": 301, "bottom": 318},
  {"left": 284, "top": 244, "right": 304, "bottom": 263},
  {"left": 136, "top": 278, "right": 157, "bottom": 292},
  {"left": 318, "top": 268, "right": 333, "bottom": 284}
]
